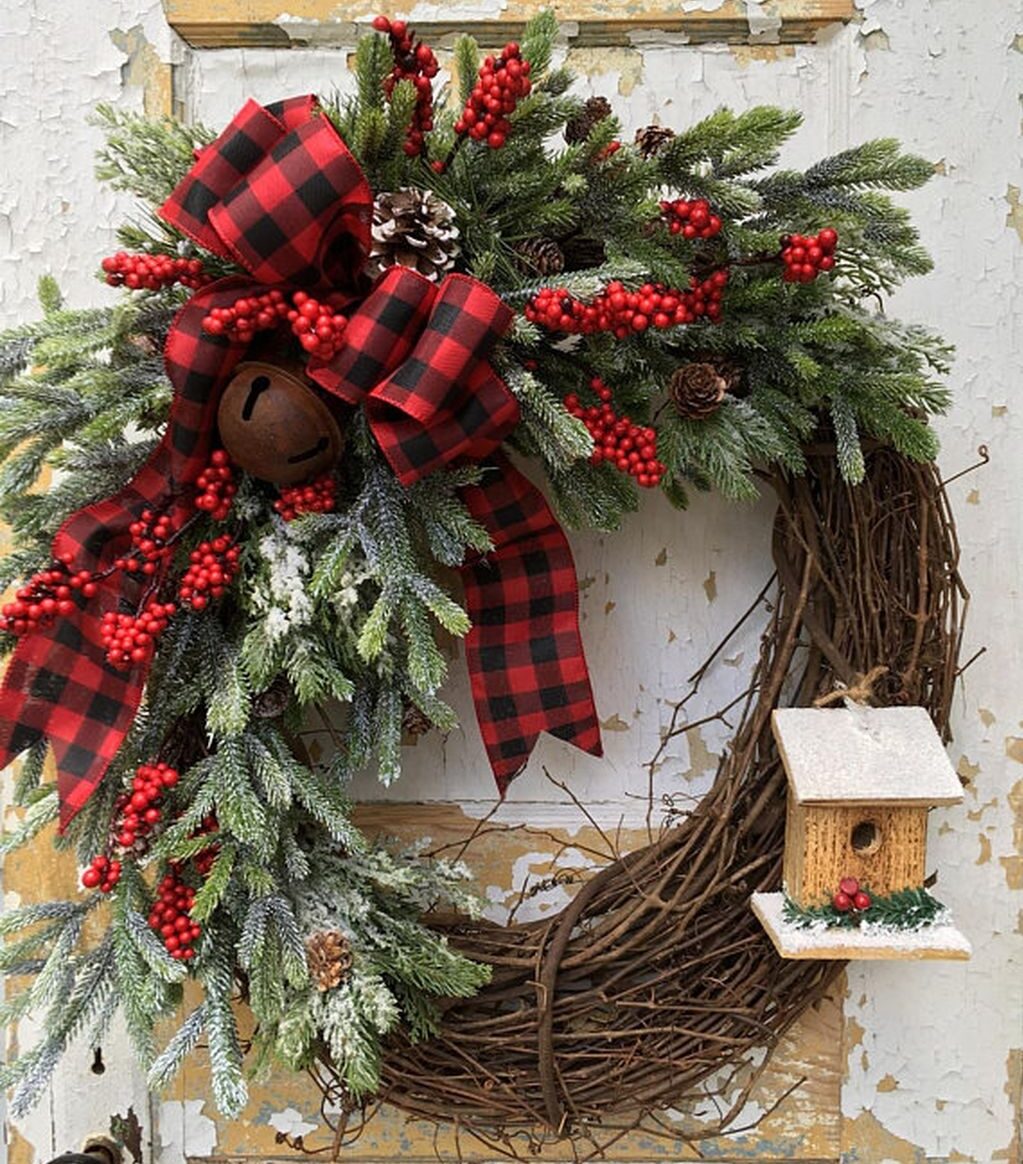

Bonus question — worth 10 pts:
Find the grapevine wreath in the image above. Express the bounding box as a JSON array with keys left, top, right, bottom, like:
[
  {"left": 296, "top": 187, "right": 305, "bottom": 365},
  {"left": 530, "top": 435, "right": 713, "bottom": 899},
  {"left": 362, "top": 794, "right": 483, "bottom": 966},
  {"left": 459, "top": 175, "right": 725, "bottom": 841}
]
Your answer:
[{"left": 0, "top": 11, "right": 967, "bottom": 1156}]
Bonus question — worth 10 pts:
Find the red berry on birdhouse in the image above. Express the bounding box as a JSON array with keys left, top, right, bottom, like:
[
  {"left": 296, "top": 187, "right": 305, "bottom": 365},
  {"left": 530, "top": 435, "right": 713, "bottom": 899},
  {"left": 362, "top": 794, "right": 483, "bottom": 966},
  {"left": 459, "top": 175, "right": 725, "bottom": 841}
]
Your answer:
[
  {"left": 839, "top": 876, "right": 860, "bottom": 896},
  {"left": 832, "top": 891, "right": 853, "bottom": 912},
  {"left": 853, "top": 890, "right": 872, "bottom": 911}
]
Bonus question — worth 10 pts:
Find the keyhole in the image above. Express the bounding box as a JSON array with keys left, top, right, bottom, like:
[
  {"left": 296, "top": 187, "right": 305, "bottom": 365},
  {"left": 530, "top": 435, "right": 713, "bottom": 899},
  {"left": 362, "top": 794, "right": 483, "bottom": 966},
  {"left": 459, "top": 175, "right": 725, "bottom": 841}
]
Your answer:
[
  {"left": 850, "top": 820, "right": 881, "bottom": 855},
  {"left": 241, "top": 375, "right": 271, "bottom": 421},
  {"left": 91, "top": 1046, "right": 106, "bottom": 1075}
]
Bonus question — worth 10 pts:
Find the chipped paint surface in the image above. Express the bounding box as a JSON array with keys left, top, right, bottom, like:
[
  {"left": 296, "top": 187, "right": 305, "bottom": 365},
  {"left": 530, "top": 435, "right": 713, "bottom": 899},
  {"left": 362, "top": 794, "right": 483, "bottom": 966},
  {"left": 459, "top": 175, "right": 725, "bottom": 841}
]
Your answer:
[
  {"left": 2, "top": 0, "right": 1023, "bottom": 1160},
  {"left": 161, "top": 0, "right": 855, "bottom": 49}
]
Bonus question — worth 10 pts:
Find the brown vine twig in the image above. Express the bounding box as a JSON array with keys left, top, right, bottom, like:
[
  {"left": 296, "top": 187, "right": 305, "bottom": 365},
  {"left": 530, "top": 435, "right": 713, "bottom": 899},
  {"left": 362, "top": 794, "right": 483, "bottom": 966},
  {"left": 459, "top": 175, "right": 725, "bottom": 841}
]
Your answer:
[{"left": 309, "top": 446, "right": 968, "bottom": 1159}]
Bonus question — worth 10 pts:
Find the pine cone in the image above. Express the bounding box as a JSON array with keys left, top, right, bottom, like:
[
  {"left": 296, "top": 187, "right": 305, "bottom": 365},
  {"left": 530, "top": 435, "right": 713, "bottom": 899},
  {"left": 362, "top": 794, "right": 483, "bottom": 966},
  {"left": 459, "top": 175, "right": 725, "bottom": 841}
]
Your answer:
[
  {"left": 564, "top": 96, "right": 613, "bottom": 144},
  {"left": 366, "top": 188, "right": 460, "bottom": 283},
  {"left": 693, "top": 352, "right": 744, "bottom": 396},
  {"left": 561, "top": 236, "right": 607, "bottom": 270},
  {"left": 514, "top": 238, "right": 565, "bottom": 277},
  {"left": 669, "top": 363, "right": 729, "bottom": 420},
  {"left": 634, "top": 124, "right": 676, "bottom": 158},
  {"left": 402, "top": 701, "right": 434, "bottom": 739},
  {"left": 253, "top": 675, "right": 292, "bottom": 719},
  {"left": 306, "top": 930, "right": 353, "bottom": 992}
]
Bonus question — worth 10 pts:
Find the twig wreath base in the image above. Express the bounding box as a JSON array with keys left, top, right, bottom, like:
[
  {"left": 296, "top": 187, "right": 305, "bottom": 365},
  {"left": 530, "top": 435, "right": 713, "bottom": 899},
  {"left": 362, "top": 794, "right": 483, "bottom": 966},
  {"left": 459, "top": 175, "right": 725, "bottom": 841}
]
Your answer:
[{"left": 304, "top": 443, "right": 967, "bottom": 1159}]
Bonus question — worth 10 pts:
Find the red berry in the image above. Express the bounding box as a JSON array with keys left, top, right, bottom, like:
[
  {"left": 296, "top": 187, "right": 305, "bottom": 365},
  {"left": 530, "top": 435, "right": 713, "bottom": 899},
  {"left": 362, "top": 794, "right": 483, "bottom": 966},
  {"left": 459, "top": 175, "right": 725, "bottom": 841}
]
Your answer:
[
  {"left": 81, "top": 868, "right": 101, "bottom": 889},
  {"left": 853, "top": 891, "right": 872, "bottom": 911},
  {"left": 832, "top": 891, "right": 853, "bottom": 912},
  {"left": 839, "top": 876, "right": 860, "bottom": 896}
]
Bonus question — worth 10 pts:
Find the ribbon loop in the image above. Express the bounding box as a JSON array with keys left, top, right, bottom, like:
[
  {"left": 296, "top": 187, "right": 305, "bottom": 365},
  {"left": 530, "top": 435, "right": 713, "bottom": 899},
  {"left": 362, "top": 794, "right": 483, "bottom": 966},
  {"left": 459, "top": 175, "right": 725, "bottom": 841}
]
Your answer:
[
  {"left": 160, "top": 97, "right": 372, "bottom": 292},
  {"left": 309, "top": 269, "right": 519, "bottom": 486},
  {"left": 308, "top": 266, "right": 436, "bottom": 406}
]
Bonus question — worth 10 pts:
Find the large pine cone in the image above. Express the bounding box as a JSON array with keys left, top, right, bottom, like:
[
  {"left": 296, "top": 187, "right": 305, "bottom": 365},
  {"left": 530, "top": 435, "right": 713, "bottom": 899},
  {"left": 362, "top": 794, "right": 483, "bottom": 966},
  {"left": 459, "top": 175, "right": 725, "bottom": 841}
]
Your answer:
[
  {"left": 367, "top": 188, "right": 460, "bottom": 283},
  {"left": 634, "top": 124, "right": 676, "bottom": 158},
  {"left": 306, "top": 930, "right": 353, "bottom": 992},
  {"left": 669, "top": 363, "right": 729, "bottom": 420},
  {"left": 564, "top": 96, "right": 613, "bottom": 144},
  {"left": 515, "top": 237, "right": 566, "bottom": 277}
]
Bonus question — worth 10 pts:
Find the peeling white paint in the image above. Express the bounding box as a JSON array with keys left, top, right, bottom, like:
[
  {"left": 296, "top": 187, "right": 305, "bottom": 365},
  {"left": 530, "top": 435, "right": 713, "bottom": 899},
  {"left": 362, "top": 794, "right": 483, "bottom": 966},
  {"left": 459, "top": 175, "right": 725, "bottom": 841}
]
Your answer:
[
  {"left": 266, "top": 1107, "right": 319, "bottom": 1139},
  {"left": 156, "top": 1100, "right": 217, "bottom": 1164}
]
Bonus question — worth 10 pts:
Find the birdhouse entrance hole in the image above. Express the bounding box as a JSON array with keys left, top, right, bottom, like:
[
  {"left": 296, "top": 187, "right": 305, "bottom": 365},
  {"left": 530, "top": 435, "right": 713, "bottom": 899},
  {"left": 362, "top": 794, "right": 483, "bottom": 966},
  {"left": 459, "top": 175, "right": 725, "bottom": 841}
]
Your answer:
[{"left": 850, "top": 819, "right": 881, "bottom": 855}]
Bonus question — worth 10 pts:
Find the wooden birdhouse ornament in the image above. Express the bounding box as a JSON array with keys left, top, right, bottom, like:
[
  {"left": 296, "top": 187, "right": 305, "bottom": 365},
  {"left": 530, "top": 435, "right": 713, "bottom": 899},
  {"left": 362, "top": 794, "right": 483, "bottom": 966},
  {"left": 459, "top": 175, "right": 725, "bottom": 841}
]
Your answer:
[{"left": 751, "top": 705, "right": 971, "bottom": 960}]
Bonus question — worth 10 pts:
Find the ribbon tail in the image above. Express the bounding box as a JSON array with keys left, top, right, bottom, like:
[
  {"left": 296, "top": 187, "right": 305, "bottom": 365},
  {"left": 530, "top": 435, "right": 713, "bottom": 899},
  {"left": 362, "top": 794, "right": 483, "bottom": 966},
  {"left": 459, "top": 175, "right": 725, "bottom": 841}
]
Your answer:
[
  {"left": 0, "top": 284, "right": 252, "bottom": 829},
  {"left": 460, "top": 456, "right": 602, "bottom": 793},
  {"left": 0, "top": 591, "right": 147, "bottom": 831}
]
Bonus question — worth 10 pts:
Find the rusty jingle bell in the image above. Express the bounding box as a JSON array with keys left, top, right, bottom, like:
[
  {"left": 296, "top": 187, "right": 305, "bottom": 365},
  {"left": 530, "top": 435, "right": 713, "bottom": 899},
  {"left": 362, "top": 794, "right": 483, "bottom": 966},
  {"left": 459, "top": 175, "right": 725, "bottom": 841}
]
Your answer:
[{"left": 216, "top": 360, "right": 344, "bottom": 485}]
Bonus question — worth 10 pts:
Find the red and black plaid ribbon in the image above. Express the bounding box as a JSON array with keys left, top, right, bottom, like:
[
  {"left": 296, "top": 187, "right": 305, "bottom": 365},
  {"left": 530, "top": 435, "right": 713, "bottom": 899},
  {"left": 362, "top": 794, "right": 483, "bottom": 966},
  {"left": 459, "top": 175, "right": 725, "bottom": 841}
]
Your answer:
[
  {"left": 307, "top": 270, "right": 602, "bottom": 788},
  {"left": 0, "top": 96, "right": 601, "bottom": 826}
]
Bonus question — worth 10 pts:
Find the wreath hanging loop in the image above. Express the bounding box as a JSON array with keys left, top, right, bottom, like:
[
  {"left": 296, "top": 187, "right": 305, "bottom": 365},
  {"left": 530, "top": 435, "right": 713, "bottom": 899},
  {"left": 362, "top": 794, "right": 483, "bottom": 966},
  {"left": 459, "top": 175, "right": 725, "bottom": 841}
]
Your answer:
[{"left": 813, "top": 664, "right": 890, "bottom": 707}]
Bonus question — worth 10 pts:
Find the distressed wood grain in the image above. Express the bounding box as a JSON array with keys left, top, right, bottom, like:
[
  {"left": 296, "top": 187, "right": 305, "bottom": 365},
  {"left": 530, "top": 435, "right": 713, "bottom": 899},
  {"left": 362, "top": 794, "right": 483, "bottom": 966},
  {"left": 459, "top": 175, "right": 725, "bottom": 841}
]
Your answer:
[{"left": 162, "top": 0, "right": 855, "bottom": 49}]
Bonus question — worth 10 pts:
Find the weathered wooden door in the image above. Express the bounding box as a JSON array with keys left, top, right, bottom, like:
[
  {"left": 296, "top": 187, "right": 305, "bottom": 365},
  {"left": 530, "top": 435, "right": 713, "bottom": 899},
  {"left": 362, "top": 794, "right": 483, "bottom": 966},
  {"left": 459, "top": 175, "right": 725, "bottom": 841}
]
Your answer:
[{"left": 2, "top": 2, "right": 1020, "bottom": 1161}]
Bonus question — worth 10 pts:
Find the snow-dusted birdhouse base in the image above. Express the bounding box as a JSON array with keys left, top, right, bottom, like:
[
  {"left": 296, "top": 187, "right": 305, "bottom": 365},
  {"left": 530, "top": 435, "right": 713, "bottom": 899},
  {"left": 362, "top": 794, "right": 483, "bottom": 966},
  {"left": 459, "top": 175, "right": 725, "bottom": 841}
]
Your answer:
[{"left": 750, "top": 892, "right": 971, "bottom": 961}]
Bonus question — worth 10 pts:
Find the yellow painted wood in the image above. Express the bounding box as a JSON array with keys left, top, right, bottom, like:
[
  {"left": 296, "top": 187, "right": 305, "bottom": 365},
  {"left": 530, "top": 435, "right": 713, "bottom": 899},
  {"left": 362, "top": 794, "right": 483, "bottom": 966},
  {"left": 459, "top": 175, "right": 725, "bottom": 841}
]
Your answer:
[{"left": 162, "top": 0, "right": 856, "bottom": 49}]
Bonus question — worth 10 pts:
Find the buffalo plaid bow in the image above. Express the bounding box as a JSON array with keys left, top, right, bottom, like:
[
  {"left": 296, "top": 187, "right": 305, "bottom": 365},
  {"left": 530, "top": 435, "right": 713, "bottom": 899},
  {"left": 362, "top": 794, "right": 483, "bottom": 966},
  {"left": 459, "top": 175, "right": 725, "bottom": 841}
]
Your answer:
[{"left": 0, "top": 96, "right": 601, "bottom": 827}]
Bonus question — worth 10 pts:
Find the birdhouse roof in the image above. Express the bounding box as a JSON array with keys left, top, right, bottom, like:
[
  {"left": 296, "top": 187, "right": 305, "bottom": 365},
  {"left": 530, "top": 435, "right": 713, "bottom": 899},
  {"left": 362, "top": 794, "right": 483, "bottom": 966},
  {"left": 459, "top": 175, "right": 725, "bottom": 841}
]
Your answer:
[{"left": 771, "top": 705, "right": 963, "bottom": 806}]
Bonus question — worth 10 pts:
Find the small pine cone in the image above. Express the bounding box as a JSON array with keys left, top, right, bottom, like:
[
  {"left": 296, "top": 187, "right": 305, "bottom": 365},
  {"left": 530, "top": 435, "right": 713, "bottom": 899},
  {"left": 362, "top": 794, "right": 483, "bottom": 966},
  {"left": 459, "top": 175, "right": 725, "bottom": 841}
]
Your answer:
[
  {"left": 634, "top": 124, "right": 676, "bottom": 158},
  {"left": 402, "top": 701, "right": 434, "bottom": 738},
  {"left": 515, "top": 238, "right": 565, "bottom": 277},
  {"left": 564, "top": 96, "right": 613, "bottom": 144},
  {"left": 694, "top": 352, "right": 744, "bottom": 396},
  {"left": 669, "top": 363, "right": 729, "bottom": 420},
  {"left": 560, "top": 236, "right": 607, "bottom": 271},
  {"left": 253, "top": 675, "right": 292, "bottom": 719},
  {"left": 306, "top": 930, "right": 353, "bottom": 992},
  {"left": 367, "top": 188, "right": 460, "bottom": 283}
]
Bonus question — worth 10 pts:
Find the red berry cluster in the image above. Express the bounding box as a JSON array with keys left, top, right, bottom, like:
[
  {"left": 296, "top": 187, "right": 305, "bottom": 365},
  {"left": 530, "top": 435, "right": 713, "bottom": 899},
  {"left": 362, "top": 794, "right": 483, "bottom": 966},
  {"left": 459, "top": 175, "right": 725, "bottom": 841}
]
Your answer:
[
  {"left": 201, "top": 290, "right": 348, "bottom": 361},
  {"left": 115, "top": 509, "right": 177, "bottom": 577},
  {"left": 81, "top": 854, "right": 122, "bottom": 893},
  {"left": 781, "top": 227, "right": 838, "bottom": 283},
  {"left": 111, "top": 761, "right": 180, "bottom": 852},
  {"left": 1, "top": 557, "right": 96, "bottom": 637},
  {"left": 193, "top": 816, "right": 220, "bottom": 877},
  {"left": 101, "top": 252, "right": 208, "bottom": 292},
  {"left": 149, "top": 867, "right": 201, "bottom": 961},
  {"left": 660, "top": 198, "right": 722, "bottom": 240},
  {"left": 178, "top": 535, "right": 240, "bottom": 612},
  {"left": 288, "top": 292, "right": 348, "bottom": 359},
  {"left": 373, "top": 16, "right": 439, "bottom": 157},
  {"left": 274, "top": 473, "right": 337, "bottom": 521},
  {"left": 526, "top": 273, "right": 728, "bottom": 338},
  {"left": 455, "top": 41, "right": 531, "bottom": 150},
  {"left": 100, "top": 601, "right": 177, "bottom": 669},
  {"left": 195, "top": 450, "right": 237, "bottom": 521},
  {"left": 564, "top": 379, "right": 665, "bottom": 488},
  {"left": 201, "top": 288, "right": 289, "bottom": 343},
  {"left": 832, "top": 875, "right": 872, "bottom": 913}
]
